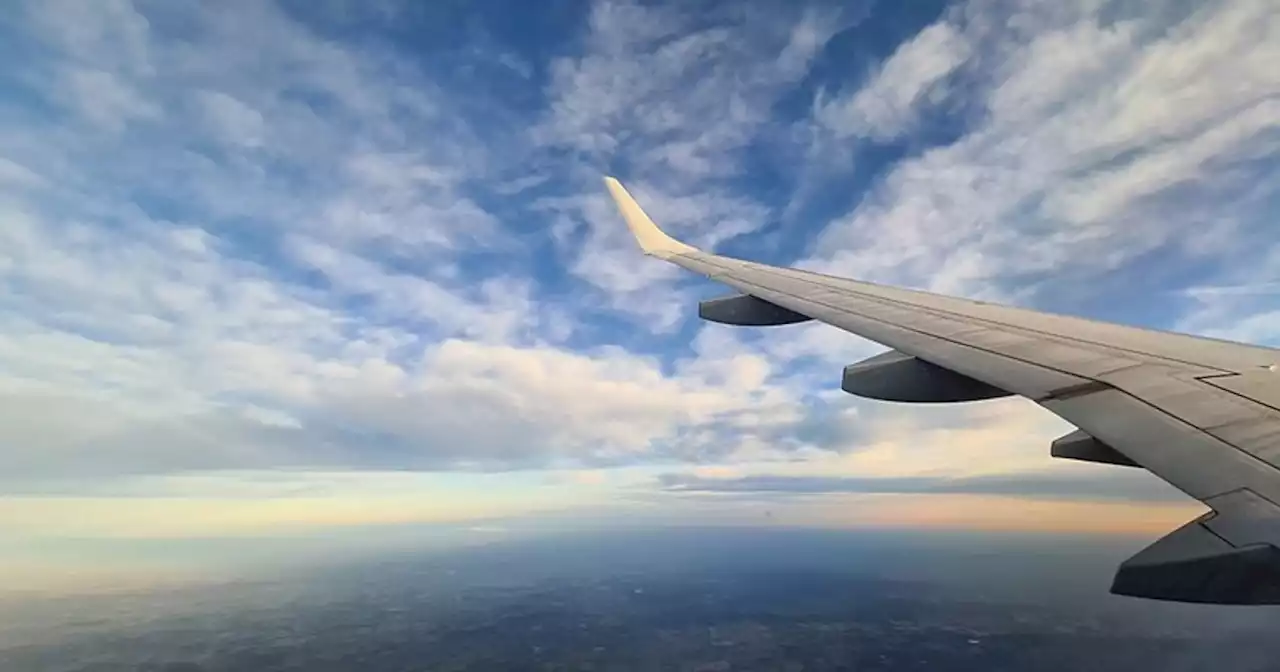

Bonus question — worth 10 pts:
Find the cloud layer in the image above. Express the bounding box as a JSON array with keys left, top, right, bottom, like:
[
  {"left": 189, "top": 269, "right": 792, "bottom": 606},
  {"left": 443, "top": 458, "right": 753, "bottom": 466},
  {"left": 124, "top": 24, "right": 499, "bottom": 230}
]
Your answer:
[
  {"left": 0, "top": 0, "right": 1276, "bottom": 503},
  {"left": 659, "top": 470, "right": 1188, "bottom": 503}
]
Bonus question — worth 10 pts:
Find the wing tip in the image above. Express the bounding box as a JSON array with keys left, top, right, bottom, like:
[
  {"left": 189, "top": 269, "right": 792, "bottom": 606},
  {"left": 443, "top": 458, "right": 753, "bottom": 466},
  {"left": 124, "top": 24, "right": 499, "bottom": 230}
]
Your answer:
[{"left": 602, "top": 176, "right": 697, "bottom": 258}]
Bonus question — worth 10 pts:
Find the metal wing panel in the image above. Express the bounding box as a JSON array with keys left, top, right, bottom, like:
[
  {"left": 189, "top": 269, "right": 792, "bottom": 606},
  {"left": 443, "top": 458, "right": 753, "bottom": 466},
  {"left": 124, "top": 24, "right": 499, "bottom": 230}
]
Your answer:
[
  {"left": 1208, "top": 371, "right": 1280, "bottom": 412},
  {"left": 1210, "top": 417, "right": 1280, "bottom": 457},
  {"left": 685, "top": 254, "right": 1096, "bottom": 399},
  {"left": 772, "top": 265, "right": 1280, "bottom": 373},
  {"left": 743, "top": 260, "right": 1238, "bottom": 376},
  {"left": 1100, "top": 366, "right": 1261, "bottom": 429},
  {"left": 1039, "top": 390, "right": 1278, "bottom": 501}
]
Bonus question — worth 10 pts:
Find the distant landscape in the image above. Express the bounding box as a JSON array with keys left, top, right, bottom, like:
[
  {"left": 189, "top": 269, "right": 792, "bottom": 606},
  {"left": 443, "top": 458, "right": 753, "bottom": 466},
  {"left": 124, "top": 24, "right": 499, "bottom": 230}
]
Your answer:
[{"left": 5, "top": 528, "right": 1278, "bottom": 672}]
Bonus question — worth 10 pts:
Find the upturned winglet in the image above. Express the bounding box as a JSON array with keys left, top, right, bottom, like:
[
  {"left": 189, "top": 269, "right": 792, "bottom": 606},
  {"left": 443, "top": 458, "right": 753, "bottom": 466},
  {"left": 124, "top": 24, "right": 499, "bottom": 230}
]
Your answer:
[{"left": 603, "top": 176, "right": 698, "bottom": 259}]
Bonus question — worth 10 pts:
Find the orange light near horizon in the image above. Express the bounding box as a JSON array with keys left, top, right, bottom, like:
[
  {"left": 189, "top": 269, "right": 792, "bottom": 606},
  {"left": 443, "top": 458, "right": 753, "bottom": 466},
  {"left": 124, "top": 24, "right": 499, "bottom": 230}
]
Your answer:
[{"left": 775, "top": 493, "right": 1206, "bottom": 536}]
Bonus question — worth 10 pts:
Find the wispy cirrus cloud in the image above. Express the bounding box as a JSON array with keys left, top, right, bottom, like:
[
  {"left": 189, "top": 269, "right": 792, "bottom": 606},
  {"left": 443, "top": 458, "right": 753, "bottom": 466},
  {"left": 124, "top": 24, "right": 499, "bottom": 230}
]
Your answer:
[
  {"left": 814, "top": 21, "right": 970, "bottom": 142},
  {"left": 803, "top": 0, "right": 1279, "bottom": 308}
]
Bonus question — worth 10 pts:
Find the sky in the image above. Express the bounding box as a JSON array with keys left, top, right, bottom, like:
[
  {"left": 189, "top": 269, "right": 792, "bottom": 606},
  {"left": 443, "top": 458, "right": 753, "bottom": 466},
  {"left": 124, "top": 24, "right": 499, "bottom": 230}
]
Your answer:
[{"left": 0, "top": 0, "right": 1277, "bottom": 594}]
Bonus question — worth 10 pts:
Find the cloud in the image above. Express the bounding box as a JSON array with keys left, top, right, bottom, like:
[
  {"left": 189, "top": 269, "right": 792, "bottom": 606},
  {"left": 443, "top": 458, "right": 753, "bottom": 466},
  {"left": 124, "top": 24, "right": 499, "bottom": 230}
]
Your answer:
[
  {"left": 2, "top": 0, "right": 678, "bottom": 481},
  {"left": 25, "top": 0, "right": 154, "bottom": 76},
  {"left": 194, "top": 90, "right": 266, "bottom": 148},
  {"left": 55, "top": 66, "right": 161, "bottom": 131},
  {"left": 814, "top": 21, "right": 970, "bottom": 141},
  {"left": 0, "top": 158, "right": 45, "bottom": 189},
  {"left": 803, "top": 0, "right": 1279, "bottom": 305},
  {"left": 0, "top": 191, "right": 825, "bottom": 478},
  {"left": 1168, "top": 230, "right": 1280, "bottom": 347},
  {"left": 658, "top": 469, "right": 1188, "bottom": 503},
  {"left": 0, "top": 306, "right": 820, "bottom": 478}
]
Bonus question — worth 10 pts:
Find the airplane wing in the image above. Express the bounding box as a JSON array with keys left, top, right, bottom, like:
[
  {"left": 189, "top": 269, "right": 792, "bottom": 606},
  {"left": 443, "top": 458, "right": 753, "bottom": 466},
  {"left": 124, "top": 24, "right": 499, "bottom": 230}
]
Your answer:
[{"left": 604, "top": 176, "right": 1280, "bottom": 605}]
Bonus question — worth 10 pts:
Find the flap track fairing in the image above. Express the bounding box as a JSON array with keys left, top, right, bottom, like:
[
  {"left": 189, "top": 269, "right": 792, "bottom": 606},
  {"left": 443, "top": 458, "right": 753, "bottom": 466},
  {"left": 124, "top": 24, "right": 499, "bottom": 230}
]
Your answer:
[
  {"left": 698, "top": 293, "right": 812, "bottom": 327},
  {"left": 841, "top": 350, "right": 1013, "bottom": 403},
  {"left": 1050, "top": 429, "right": 1139, "bottom": 467}
]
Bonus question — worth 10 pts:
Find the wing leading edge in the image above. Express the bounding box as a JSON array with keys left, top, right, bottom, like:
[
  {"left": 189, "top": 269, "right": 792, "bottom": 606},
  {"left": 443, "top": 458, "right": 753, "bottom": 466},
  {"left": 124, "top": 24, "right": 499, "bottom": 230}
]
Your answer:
[{"left": 604, "top": 176, "right": 1280, "bottom": 605}]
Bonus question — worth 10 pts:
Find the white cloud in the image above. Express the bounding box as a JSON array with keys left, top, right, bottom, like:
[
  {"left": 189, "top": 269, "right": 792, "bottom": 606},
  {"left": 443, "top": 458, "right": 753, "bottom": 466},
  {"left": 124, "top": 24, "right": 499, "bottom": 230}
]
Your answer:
[
  {"left": 815, "top": 22, "right": 970, "bottom": 140},
  {"left": 27, "top": 0, "right": 154, "bottom": 76},
  {"left": 1175, "top": 248, "right": 1280, "bottom": 347},
  {"left": 0, "top": 325, "right": 825, "bottom": 478},
  {"left": 1200, "top": 311, "right": 1280, "bottom": 347},
  {"left": 0, "top": 158, "right": 45, "bottom": 189},
  {"left": 0, "top": 176, "right": 824, "bottom": 479},
  {"left": 195, "top": 90, "right": 265, "bottom": 148},
  {"left": 285, "top": 236, "right": 538, "bottom": 342},
  {"left": 9, "top": 0, "right": 496, "bottom": 259},
  {"left": 1042, "top": 99, "right": 1279, "bottom": 226},
  {"left": 314, "top": 150, "right": 500, "bottom": 252},
  {"left": 56, "top": 66, "right": 160, "bottom": 131},
  {"left": 0, "top": 5, "right": 559, "bottom": 487},
  {"left": 804, "top": 0, "right": 1279, "bottom": 304}
]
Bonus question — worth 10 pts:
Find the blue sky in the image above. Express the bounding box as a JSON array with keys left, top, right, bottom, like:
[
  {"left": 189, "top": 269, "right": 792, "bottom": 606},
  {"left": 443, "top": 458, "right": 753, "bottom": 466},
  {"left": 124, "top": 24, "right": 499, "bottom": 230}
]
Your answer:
[{"left": 0, "top": 0, "right": 1277, "bottom": 591}]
